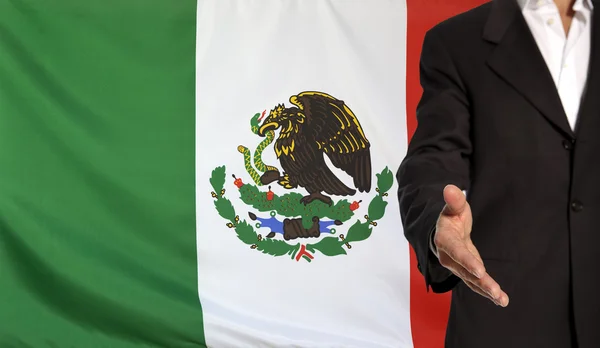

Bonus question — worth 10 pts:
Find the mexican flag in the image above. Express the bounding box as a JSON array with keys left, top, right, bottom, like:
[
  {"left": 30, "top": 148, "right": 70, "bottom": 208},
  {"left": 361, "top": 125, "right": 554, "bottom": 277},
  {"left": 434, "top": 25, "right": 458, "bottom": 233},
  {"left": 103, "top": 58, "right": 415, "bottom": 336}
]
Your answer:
[{"left": 0, "top": 0, "right": 484, "bottom": 347}]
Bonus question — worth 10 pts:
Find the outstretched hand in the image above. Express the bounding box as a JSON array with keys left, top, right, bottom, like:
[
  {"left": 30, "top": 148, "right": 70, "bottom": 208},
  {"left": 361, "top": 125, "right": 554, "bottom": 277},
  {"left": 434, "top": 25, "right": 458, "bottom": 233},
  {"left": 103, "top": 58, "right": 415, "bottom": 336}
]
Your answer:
[{"left": 433, "top": 185, "right": 509, "bottom": 307}]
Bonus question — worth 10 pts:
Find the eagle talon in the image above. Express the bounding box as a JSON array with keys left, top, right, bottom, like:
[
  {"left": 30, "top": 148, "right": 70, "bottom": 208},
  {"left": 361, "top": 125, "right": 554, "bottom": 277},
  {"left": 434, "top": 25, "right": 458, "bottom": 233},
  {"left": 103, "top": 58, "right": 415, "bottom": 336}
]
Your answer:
[
  {"left": 300, "top": 193, "right": 333, "bottom": 206},
  {"left": 260, "top": 170, "right": 280, "bottom": 185},
  {"left": 277, "top": 173, "right": 297, "bottom": 189}
]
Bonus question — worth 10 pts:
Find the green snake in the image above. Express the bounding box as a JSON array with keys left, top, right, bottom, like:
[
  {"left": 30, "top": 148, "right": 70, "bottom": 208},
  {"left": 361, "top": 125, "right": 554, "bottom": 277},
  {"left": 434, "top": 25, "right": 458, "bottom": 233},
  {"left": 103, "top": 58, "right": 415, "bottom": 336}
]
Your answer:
[{"left": 237, "top": 112, "right": 279, "bottom": 185}]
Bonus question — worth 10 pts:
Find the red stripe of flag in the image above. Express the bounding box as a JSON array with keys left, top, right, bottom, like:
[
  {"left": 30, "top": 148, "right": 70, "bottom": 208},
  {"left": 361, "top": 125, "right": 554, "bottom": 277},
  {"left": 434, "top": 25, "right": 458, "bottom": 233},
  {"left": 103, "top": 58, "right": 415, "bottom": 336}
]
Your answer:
[{"left": 405, "top": 1, "right": 488, "bottom": 347}]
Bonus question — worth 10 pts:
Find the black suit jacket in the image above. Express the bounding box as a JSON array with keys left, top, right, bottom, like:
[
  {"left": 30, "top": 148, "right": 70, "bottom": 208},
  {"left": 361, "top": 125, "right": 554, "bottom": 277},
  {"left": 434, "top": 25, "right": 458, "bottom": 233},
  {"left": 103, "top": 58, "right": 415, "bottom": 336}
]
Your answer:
[{"left": 397, "top": 0, "right": 600, "bottom": 347}]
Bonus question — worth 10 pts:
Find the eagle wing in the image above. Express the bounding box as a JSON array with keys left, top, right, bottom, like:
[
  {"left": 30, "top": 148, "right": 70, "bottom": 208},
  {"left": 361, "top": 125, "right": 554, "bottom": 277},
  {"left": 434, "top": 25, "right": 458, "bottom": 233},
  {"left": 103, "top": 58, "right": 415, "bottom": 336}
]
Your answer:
[{"left": 290, "top": 91, "right": 372, "bottom": 192}]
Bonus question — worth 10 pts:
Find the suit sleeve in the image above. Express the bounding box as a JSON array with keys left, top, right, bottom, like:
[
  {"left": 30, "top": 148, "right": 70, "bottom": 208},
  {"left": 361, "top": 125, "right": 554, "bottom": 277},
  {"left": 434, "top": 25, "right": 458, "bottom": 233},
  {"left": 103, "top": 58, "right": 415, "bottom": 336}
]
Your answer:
[{"left": 397, "top": 28, "right": 472, "bottom": 293}]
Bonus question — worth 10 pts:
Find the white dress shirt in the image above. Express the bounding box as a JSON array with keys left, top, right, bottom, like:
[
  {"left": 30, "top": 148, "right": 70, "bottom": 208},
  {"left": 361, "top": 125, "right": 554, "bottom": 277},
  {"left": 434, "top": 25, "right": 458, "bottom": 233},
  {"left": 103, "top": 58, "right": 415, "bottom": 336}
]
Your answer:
[{"left": 518, "top": 0, "right": 593, "bottom": 130}]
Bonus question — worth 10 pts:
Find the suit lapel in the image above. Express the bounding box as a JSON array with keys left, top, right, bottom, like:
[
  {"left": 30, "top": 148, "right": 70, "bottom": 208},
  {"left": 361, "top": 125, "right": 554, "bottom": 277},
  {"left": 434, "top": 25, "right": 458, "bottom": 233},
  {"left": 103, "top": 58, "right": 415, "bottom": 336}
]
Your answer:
[
  {"left": 484, "top": 0, "right": 574, "bottom": 138},
  {"left": 575, "top": 0, "right": 600, "bottom": 139}
]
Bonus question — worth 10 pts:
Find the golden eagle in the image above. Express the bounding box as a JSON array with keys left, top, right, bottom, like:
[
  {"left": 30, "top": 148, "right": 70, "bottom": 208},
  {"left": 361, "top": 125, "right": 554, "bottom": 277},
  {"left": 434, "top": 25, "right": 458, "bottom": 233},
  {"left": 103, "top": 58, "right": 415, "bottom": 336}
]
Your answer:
[{"left": 257, "top": 91, "right": 371, "bottom": 205}]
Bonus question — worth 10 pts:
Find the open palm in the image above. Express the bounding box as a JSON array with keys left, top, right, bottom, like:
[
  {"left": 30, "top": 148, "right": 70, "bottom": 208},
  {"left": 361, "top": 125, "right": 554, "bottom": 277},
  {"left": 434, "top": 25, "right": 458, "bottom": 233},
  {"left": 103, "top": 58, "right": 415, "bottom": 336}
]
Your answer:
[{"left": 433, "top": 185, "right": 509, "bottom": 307}]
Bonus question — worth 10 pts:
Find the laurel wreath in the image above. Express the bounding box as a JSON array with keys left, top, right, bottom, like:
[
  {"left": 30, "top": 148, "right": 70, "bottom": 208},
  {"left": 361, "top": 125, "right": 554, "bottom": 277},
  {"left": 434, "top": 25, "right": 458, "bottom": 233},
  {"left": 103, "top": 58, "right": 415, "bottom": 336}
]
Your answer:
[{"left": 210, "top": 166, "right": 394, "bottom": 262}]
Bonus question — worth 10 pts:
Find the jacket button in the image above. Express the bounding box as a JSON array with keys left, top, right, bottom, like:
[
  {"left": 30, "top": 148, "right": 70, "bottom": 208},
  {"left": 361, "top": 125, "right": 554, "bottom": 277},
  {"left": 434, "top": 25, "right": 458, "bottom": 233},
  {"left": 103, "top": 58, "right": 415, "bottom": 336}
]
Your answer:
[
  {"left": 571, "top": 200, "right": 583, "bottom": 212},
  {"left": 563, "top": 139, "right": 574, "bottom": 150}
]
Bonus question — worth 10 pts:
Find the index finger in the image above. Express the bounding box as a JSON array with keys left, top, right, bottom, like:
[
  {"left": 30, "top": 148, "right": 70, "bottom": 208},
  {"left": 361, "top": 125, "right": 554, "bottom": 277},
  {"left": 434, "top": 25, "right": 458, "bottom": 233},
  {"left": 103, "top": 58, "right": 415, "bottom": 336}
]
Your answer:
[{"left": 473, "top": 273, "right": 509, "bottom": 307}]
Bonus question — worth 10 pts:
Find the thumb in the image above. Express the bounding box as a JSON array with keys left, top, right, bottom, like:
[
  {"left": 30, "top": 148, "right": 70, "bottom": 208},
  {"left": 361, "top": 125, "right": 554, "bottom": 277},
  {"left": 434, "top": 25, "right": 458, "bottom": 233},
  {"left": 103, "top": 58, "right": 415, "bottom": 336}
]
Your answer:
[{"left": 442, "top": 184, "right": 467, "bottom": 216}]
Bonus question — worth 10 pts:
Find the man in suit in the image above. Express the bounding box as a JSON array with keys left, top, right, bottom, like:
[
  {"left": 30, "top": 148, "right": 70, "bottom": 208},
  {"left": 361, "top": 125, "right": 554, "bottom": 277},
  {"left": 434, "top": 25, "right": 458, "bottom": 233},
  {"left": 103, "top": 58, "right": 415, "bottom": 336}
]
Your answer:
[{"left": 397, "top": 0, "right": 598, "bottom": 346}]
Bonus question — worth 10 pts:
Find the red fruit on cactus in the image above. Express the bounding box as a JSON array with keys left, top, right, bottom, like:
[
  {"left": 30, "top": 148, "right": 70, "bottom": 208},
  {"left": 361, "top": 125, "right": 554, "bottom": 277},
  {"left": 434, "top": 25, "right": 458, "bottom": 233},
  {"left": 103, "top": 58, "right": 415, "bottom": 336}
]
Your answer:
[
  {"left": 232, "top": 174, "right": 243, "bottom": 188},
  {"left": 266, "top": 186, "right": 274, "bottom": 201},
  {"left": 350, "top": 200, "right": 362, "bottom": 211}
]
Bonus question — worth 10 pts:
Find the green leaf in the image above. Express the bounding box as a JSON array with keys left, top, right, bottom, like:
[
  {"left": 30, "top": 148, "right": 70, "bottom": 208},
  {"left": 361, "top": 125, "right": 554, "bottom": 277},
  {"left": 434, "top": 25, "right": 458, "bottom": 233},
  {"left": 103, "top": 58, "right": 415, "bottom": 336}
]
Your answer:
[
  {"left": 368, "top": 195, "right": 388, "bottom": 221},
  {"left": 306, "top": 237, "right": 347, "bottom": 256},
  {"left": 214, "top": 198, "right": 236, "bottom": 222},
  {"left": 344, "top": 220, "right": 372, "bottom": 243},
  {"left": 210, "top": 166, "right": 227, "bottom": 192},
  {"left": 235, "top": 221, "right": 257, "bottom": 245},
  {"left": 256, "top": 239, "right": 296, "bottom": 256},
  {"left": 288, "top": 243, "right": 301, "bottom": 259},
  {"left": 376, "top": 166, "right": 394, "bottom": 194}
]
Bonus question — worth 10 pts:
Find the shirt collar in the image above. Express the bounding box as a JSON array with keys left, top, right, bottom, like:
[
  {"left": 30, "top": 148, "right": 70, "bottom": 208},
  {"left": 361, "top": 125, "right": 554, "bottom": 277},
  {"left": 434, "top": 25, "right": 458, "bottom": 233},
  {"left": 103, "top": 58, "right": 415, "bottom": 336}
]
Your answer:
[{"left": 517, "top": 0, "right": 594, "bottom": 11}]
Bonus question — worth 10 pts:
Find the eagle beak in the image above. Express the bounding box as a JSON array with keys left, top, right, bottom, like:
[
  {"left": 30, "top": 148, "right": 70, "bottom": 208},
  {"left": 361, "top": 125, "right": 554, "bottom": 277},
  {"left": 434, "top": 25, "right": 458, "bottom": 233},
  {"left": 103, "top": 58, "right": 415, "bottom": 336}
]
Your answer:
[{"left": 258, "top": 121, "right": 279, "bottom": 136}]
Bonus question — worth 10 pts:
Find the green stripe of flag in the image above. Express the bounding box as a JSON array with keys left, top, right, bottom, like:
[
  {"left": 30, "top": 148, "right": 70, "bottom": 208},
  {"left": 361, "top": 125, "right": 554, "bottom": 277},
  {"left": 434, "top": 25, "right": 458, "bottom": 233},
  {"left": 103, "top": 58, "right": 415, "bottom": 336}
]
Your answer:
[{"left": 0, "top": 1, "right": 204, "bottom": 346}]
